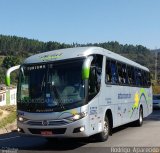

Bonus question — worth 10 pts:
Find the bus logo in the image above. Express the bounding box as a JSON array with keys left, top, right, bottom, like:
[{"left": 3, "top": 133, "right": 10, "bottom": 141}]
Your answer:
[
  {"left": 42, "top": 120, "right": 49, "bottom": 126},
  {"left": 40, "top": 53, "right": 63, "bottom": 61}
]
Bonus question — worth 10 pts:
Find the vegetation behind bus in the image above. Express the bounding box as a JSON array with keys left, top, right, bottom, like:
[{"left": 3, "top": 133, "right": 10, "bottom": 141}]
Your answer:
[{"left": 0, "top": 35, "right": 160, "bottom": 93}]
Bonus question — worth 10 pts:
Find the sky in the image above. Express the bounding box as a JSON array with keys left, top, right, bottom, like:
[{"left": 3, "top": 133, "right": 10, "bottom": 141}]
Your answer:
[{"left": 0, "top": 0, "right": 160, "bottom": 49}]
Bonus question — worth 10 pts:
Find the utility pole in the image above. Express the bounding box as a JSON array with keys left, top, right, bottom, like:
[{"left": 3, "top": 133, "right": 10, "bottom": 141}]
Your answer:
[{"left": 155, "top": 50, "right": 158, "bottom": 82}]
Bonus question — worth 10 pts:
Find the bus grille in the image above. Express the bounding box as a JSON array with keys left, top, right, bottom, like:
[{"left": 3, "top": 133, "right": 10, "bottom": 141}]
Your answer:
[{"left": 27, "top": 120, "right": 68, "bottom": 126}]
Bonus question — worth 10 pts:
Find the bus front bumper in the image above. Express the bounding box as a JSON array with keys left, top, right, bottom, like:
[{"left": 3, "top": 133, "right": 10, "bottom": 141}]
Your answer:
[{"left": 17, "top": 117, "right": 90, "bottom": 138}]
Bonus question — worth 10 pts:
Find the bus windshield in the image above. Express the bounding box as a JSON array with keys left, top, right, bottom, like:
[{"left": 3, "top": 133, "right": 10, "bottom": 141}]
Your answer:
[{"left": 17, "top": 59, "right": 85, "bottom": 112}]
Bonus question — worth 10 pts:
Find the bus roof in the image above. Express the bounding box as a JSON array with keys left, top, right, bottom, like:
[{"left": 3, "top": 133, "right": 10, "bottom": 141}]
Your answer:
[{"left": 24, "top": 47, "right": 149, "bottom": 71}]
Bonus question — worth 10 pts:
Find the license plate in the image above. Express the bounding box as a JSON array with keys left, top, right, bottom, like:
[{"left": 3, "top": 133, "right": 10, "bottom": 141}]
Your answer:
[{"left": 41, "top": 131, "right": 53, "bottom": 136}]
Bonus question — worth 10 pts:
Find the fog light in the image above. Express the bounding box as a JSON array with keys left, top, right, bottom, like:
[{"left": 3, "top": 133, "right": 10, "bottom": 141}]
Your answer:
[
  {"left": 17, "top": 128, "right": 21, "bottom": 132},
  {"left": 80, "top": 126, "right": 85, "bottom": 132},
  {"left": 17, "top": 127, "right": 24, "bottom": 133},
  {"left": 73, "top": 126, "right": 85, "bottom": 133}
]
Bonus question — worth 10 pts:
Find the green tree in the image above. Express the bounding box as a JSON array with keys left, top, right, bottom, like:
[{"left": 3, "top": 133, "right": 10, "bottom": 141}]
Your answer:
[{"left": 2, "top": 56, "right": 21, "bottom": 69}]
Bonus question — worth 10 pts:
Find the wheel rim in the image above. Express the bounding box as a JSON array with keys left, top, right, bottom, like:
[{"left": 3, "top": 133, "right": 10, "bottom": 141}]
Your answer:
[
  {"left": 139, "top": 110, "right": 143, "bottom": 123},
  {"left": 103, "top": 120, "right": 109, "bottom": 136}
]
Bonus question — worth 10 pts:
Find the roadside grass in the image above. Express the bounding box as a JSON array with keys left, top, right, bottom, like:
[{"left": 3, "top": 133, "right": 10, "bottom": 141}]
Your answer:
[
  {"left": 0, "top": 105, "right": 16, "bottom": 112},
  {"left": 0, "top": 105, "right": 16, "bottom": 128}
]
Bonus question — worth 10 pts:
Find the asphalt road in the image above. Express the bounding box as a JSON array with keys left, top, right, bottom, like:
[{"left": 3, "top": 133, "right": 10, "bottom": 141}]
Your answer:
[{"left": 0, "top": 110, "right": 160, "bottom": 153}]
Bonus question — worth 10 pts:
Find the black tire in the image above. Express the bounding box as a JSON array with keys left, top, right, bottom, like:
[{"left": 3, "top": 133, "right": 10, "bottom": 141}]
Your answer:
[
  {"left": 94, "top": 115, "right": 110, "bottom": 142},
  {"left": 134, "top": 107, "right": 143, "bottom": 127}
]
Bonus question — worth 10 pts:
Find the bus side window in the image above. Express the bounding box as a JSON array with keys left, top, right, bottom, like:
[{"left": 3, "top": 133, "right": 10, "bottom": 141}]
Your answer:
[
  {"left": 143, "top": 71, "right": 147, "bottom": 87},
  {"left": 141, "top": 70, "right": 145, "bottom": 87},
  {"left": 117, "top": 63, "right": 128, "bottom": 85},
  {"left": 122, "top": 64, "right": 128, "bottom": 85},
  {"left": 131, "top": 67, "right": 136, "bottom": 85},
  {"left": 111, "top": 61, "right": 118, "bottom": 84},
  {"left": 88, "top": 55, "right": 103, "bottom": 100},
  {"left": 127, "top": 66, "right": 135, "bottom": 85},
  {"left": 105, "top": 60, "right": 112, "bottom": 83},
  {"left": 117, "top": 62, "right": 123, "bottom": 84},
  {"left": 128, "top": 66, "right": 132, "bottom": 85},
  {"left": 135, "top": 68, "right": 140, "bottom": 86},
  {"left": 147, "top": 72, "right": 151, "bottom": 87},
  {"left": 138, "top": 70, "right": 142, "bottom": 86},
  {"left": 136, "top": 69, "right": 144, "bottom": 87}
]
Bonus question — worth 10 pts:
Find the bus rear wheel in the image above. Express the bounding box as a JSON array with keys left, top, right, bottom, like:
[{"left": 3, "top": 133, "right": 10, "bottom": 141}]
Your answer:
[
  {"left": 95, "top": 115, "right": 110, "bottom": 142},
  {"left": 134, "top": 107, "right": 143, "bottom": 127}
]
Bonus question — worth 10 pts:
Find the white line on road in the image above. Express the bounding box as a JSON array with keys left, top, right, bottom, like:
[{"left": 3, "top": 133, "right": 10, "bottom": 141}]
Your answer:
[{"left": 0, "top": 136, "right": 20, "bottom": 141}]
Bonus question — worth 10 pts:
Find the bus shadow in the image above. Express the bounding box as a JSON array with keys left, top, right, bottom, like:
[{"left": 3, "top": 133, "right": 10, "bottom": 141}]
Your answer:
[
  {"left": 15, "top": 138, "right": 90, "bottom": 151},
  {"left": 0, "top": 124, "right": 136, "bottom": 152},
  {"left": 42, "top": 123, "right": 133, "bottom": 147},
  {"left": 20, "top": 123, "right": 139, "bottom": 151},
  {"left": 0, "top": 132, "right": 87, "bottom": 151}
]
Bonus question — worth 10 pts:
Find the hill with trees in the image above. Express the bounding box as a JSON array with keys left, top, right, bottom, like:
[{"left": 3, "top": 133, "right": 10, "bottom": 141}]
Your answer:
[{"left": 0, "top": 34, "right": 158, "bottom": 84}]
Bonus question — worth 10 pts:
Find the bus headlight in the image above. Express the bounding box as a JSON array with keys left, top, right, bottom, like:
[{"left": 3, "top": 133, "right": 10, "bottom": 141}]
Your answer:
[
  {"left": 65, "top": 112, "right": 87, "bottom": 121},
  {"left": 18, "top": 116, "right": 28, "bottom": 122},
  {"left": 18, "top": 117, "right": 24, "bottom": 122}
]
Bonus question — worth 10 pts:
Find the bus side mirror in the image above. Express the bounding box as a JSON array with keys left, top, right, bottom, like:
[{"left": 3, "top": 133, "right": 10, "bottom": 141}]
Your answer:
[
  {"left": 5, "top": 65, "right": 20, "bottom": 86},
  {"left": 82, "top": 56, "right": 93, "bottom": 80}
]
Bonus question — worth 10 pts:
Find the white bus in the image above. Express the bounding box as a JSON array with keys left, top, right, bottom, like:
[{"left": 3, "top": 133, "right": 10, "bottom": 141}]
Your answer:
[{"left": 11, "top": 47, "right": 152, "bottom": 141}]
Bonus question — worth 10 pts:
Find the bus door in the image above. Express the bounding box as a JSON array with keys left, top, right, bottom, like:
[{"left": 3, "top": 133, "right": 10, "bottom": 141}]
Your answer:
[{"left": 87, "top": 55, "right": 103, "bottom": 134}]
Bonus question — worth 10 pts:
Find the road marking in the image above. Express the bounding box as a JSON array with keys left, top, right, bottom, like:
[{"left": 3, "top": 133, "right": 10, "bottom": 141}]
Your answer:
[{"left": 0, "top": 136, "right": 20, "bottom": 141}]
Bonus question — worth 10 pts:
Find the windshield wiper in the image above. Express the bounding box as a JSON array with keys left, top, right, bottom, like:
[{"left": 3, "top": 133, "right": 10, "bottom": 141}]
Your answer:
[{"left": 51, "top": 84, "right": 65, "bottom": 110}]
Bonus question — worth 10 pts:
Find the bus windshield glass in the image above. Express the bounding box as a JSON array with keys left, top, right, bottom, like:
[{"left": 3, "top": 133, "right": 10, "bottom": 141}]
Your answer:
[{"left": 17, "top": 59, "right": 85, "bottom": 112}]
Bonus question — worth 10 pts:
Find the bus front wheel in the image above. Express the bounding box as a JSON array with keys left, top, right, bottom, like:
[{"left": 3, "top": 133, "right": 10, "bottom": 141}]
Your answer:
[{"left": 95, "top": 115, "right": 110, "bottom": 142}]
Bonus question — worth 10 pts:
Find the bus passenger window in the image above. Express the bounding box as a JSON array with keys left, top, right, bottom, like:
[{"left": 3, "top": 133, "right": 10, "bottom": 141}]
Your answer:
[
  {"left": 105, "top": 60, "right": 112, "bottom": 83},
  {"left": 147, "top": 72, "right": 151, "bottom": 87},
  {"left": 141, "top": 71, "right": 145, "bottom": 87},
  {"left": 111, "top": 61, "right": 118, "bottom": 84},
  {"left": 122, "top": 64, "right": 128, "bottom": 85},
  {"left": 128, "top": 66, "right": 135, "bottom": 85},
  {"left": 117, "top": 62, "right": 123, "bottom": 84},
  {"left": 143, "top": 71, "right": 147, "bottom": 87},
  {"left": 117, "top": 63, "right": 125, "bottom": 84},
  {"left": 135, "top": 69, "right": 142, "bottom": 86},
  {"left": 139, "top": 70, "right": 143, "bottom": 86},
  {"left": 117, "top": 63, "right": 128, "bottom": 85},
  {"left": 128, "top": 66, "right": 132, "bottom": 84}
]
